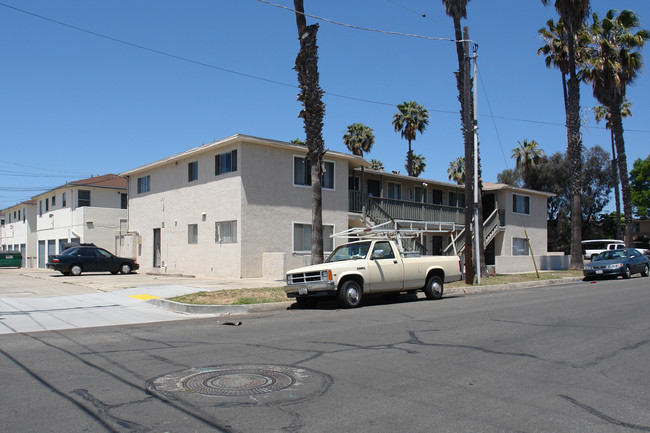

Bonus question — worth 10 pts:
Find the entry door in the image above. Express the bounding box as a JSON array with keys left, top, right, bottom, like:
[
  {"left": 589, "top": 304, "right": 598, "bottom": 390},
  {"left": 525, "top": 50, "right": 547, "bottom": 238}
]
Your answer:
[
  {"left": 153, "top": 228, "right": 161, "bottom": 267},
  {"left": 38, "top": 240, "right": 45, "bottom": 268}
]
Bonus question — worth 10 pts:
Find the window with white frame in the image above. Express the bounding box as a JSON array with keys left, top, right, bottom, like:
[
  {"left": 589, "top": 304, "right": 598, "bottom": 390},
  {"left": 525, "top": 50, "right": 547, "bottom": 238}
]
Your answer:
[
  {"left": 512, "top": 194, "right": 530, "bottom": 214},
  {"left": 78, "top": 190, "right": 91, "bottom": 207},
  {"left": 512, "top": 237, "right": 529, "bottom": 256},
  {"left": 293, "top": 157, "right": 334, "bottom": 189},
  {"left": 188, "top": 224, "right": 198, "bottom": 244},
  {"left": 137, "top": 175, "right": 150, "bottom": 193},
  {"left": 215, "top": 220, "right": 237, "bottom": 243},
  {"left": 215, "top": 150, "right": 237, "bottom": 175},
  {"left": 62, "top": 192, "right": 67, "bottom": 207},
  {"left": 188, "top": 161, "right": 198, "bottom": 182},
  {"left": 387, "top": 182, "right": 402, "bottom": 200},
  {"left": 293, "top": 223, "right": 334, "bottom": 252}
]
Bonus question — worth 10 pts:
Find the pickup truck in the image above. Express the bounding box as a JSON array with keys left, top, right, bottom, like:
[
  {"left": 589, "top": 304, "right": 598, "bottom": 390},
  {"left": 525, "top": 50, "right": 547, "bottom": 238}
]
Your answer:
[{"left": 284, "top": 239, "right": 463, "bottom": 308}]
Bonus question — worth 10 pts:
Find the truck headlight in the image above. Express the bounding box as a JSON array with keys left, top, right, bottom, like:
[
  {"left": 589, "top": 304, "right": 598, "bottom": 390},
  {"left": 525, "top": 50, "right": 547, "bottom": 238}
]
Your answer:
[{"left": 321, "top": 270, "right": 332, "bottom": 281}]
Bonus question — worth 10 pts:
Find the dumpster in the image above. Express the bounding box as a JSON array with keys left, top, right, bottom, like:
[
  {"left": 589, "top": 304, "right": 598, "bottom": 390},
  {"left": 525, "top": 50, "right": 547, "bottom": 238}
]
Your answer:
[{"left": 0, "top": 250, "right": 22, "bottom": 268}]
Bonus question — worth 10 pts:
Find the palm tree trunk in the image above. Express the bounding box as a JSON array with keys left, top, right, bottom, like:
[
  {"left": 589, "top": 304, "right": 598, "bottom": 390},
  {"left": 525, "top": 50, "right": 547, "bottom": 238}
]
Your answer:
[
  {"left": 294, "top": 0, "right": 325, "bottom": 264},
  {"left": 461, "top": 26, "right": 474, "bottom": 283},
  {"left": 407, "top": 140, "right": 414, "bottom": 177},
  {"left": 610, "top": 130, "right": 622, "bottom": 239},
  {"left": 565, "top": 28, "right": 583, "bottom": 270},
  {"left": 610, "top": 108, "right": 633, "bottom": 247}
]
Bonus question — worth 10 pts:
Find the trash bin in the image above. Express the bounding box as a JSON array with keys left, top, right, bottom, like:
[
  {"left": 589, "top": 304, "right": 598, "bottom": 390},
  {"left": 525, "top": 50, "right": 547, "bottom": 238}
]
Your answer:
[{"left": 0, "top": 250, "right": 23, "bottom": 268}]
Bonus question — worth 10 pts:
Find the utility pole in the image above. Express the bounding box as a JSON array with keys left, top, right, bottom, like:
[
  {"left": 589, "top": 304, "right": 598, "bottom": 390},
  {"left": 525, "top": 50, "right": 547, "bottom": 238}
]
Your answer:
[{"left": 471, "top": 43, "right": 481, "bottom": 285}]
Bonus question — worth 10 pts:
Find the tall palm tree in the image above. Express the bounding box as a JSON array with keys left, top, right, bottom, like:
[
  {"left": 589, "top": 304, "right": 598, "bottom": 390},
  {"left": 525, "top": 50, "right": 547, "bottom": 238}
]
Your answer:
[
  {"left": 408, "top": 154, "right": 427, "bottom": 177},
  {"left": 538, "top": 19, "right": 570, "bottom": 111},
  {"left": 594, "top": 101, "right": 632, "bottom": 240},
  {"left": 512, "top": 139, "right": 545, "bottom": 185},
  {"left": 392, "top": 101, "right": 429, "bottom": 177},
  {"left": 369, "top": 159, "right": 384, "bottom": 171},
  {"left": 584, "top": 9, "right": 649, "bottom": 247},
  {"left": 293, "top": 0, "right": 326, "bottom": 264},
  {"left": 343, "top": 123, "right": 375, "bottom": 156},
  {"left": 541, "top": 0, "right": 591, "bottom": 269},
  {"left": 448, "top": 156, "right": 465, "bottom": 185}
]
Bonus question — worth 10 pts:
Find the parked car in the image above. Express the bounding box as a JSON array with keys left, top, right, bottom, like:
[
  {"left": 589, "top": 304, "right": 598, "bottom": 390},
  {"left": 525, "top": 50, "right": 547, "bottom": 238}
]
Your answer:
[
  {"left": 583, "top": 248, "right": 649, "bottom": 280},
  {"left": 47, "top": 245, "right": 139, "bottom": 276}
]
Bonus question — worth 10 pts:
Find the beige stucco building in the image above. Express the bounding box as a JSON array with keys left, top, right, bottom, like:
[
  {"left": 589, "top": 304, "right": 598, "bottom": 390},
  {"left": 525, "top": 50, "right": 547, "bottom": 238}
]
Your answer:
[
  {"left": 121, "top": 134, "right": 565, "bottom": 279},
  {"left": 0, "top": 200, "right": 37, "bottom": 267}
]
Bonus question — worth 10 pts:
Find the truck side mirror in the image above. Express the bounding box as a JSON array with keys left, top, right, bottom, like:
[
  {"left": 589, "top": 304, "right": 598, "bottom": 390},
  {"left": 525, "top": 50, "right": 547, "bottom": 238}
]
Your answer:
[{"left": 372, "top": 250, "right": 385, "bottom": 259}]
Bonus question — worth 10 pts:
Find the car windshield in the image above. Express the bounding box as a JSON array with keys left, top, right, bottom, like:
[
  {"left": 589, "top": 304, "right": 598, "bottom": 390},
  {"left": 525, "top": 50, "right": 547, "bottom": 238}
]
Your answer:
[
  {"left": 325, "top": 242, "right": 371, "bottom": 263},
  {"left": 596, "top": 250, "right": 626, "bottom": 261}
]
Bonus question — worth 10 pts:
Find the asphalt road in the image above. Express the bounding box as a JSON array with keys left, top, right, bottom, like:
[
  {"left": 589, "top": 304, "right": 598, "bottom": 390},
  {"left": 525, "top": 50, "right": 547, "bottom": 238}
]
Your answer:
[{"left": 1, "top": 276, "right": 649, "bottom": 432}]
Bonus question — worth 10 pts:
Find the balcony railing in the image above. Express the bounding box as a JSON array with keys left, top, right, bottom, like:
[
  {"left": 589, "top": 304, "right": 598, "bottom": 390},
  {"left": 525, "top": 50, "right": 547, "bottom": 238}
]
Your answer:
[{"left": 349, "top": 190, "right": 465, "bottom": 225}]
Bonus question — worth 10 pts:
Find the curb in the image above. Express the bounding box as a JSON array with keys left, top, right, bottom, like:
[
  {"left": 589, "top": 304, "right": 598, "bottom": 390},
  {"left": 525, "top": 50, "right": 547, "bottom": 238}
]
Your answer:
[{"left": 150, "top": 277, "right": 583, "bottom": 315}]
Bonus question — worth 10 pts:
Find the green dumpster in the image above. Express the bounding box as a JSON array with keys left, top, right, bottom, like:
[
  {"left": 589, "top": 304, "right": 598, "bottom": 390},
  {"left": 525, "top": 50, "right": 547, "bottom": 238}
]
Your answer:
[{"left": 0, "top": 250, "right": 22, "bottom": 268}]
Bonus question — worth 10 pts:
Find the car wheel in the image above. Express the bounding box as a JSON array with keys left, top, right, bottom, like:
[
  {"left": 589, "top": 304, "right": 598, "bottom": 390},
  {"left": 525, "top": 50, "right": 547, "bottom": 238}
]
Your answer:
[
  {"left": 623, "top": 265, "right": 631, "bottom": 279},
  {"left": 70, "top": 265, "right": 82, "bottom": 276},
  {"left": 338, "top": 280, "right": 362, "bottom": 308},
  {"left": 120, "top": 263, "right": 132, "bottom": 274},
  {"left": 642, "top": 264, "right": 649, "bottom": 277},
  {"left": 424, "top": 275, "right": 444, "bottom": 300}
]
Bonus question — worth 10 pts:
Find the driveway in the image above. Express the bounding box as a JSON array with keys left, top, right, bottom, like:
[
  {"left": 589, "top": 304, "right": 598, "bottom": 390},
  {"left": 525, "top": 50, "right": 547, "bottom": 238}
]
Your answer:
[{"left": 0, "top": 268, "right": 283, "bottom": 334}]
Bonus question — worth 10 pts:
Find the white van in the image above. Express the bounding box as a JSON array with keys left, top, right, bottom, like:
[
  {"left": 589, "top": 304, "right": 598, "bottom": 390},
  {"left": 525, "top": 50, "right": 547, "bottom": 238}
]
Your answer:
[{"left": 582, "top": 239, "right": 625, "bottom": 260}]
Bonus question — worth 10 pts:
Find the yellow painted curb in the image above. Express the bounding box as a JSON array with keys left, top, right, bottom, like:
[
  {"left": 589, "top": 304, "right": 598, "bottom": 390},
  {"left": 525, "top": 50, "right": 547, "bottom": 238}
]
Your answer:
[{"left": 129, "top": 294, "right": 161, "bottom": 300}]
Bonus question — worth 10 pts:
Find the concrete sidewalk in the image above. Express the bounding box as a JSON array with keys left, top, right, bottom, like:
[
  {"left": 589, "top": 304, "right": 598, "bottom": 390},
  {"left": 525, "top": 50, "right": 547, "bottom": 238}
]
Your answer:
[{"left": 0, "top": 268, "right": 284, "bottom": 334}]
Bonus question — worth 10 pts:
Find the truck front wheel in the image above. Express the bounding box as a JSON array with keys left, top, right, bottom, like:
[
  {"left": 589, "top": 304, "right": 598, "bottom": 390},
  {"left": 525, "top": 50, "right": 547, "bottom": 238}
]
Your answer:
[
  {"left": 424, "top": 275, "right": 444, "bottom": 300},
  {"left": 339, "top": 280, "right": 362, "bottom": 308}
]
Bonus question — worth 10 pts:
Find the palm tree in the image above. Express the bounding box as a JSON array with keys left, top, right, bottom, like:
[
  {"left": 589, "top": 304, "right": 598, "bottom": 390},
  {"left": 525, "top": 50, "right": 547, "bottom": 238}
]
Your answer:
[
  {"left": 584, "top": 9, "right": 649, "bottom": 246},
  {"left": 594, "top": 101, "right": 632, "bottom": 240},
  {"left": 369, "top": 159, "right": 384, "bottom": 171},
  {"left": 408, "top": 154, "right": 427, "bottom": 177},
  {"left": 392, "top": 101, "right": 429, "bottom": 177},
  {"left": 512, "top": 139, "right": 545, "bottom": 186},
  {"left": 541, "top": 0, "right": 591, "bottom": 269},
  {"left": 448, "top": 156, "right": 465, "bottom": 185},
  {"left": 290, "top": 138, "right": 305, "bottom": 145},
  {"left": 293, "top": 0, "right": 326, "bottom": 264},
  {"left": 343, "top": 123, "right": 375, "bottom": 156},
  {"left": 538, "top": 19, "right": 571, "bottom": 111}
]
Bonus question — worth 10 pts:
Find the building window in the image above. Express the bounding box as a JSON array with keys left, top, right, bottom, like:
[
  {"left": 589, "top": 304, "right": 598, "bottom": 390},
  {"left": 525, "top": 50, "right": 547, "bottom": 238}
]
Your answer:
[
  {"left": 512, "top": 194, "right": 530, "bottom": 215},
  {"left": 22, "top": 208, "right": 26, "bottom": 222},
  {"left": 120, "top": 193, "right": 128, "bottom": 209},
  {"left": 215, "top": 220, "right": 237, "bottom": 243},
  {"left": 414, "top": 186, "right": 427, "bottom": 203},
  {"left": 449, "top": 192, "right": 465, "bottom": 208},
  {"left": 78, "top": 190, "right": 91, "bottom": 207},
  {"left": 188, "top": 224, "right": 198, "bottom": 244},
  {"left": 39, "top": 201, "right": 42, "bottom": 217},
  {"left": 188, "top": 161, "right": 198, "bottom": 182},
  {"left": 293, "top": 157, "right": 334, "bottom": 189},
  {"left": 51, "top": 196, "right": 56, "bottom": 207},
  {"left": 215, "top": 150, "right": 237, "bottom": 175},
  {"left": 387, "top": 182, "right": 402, "bottom": 200},
  {"left": 293, "top": 223, "right": 334, "bottom": 252},
  {"left": 45, "top": 198, "right": 49, "bottom": 212},
  {"left": 432, "top": 189, "right": 443, "bottom": 205},
  {"left": 62, "top": 192, "right": 67, "bottom": 207},
  {"left": 512, "top": 237, "right": 529, "bottom": 256},
  {"left": 17, "top": 210, "right": 20, "bottom": 221},
  {"left": 137, "top": 175, "right": 150, "bottom": 193}
]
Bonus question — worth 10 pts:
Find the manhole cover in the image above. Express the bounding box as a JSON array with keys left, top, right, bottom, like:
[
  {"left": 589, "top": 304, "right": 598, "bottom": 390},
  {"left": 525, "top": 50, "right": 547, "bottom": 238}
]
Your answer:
[
  {"left": 147, "top": 364, "right": 332, "bottom": 406},
  {"left": 181, "top": 368, "right": 295, "bottom": 396}
]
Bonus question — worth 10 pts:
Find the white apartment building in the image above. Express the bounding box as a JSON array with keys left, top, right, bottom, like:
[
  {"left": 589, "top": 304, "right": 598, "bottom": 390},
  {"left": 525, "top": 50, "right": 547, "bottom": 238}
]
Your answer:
[{"left": 0, "top": 200, "right": 37, "bottom": 267}]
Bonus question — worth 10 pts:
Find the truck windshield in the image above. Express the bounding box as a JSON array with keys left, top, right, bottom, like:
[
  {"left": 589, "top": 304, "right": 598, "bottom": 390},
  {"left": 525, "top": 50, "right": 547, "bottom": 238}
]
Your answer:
[{"left": 325, "top": 242, "right": 371, "bottom": 263}]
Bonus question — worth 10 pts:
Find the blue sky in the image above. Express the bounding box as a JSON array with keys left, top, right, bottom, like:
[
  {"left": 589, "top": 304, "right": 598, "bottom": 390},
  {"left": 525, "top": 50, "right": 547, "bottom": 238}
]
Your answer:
[{"left": 1, "top": 0, "right": 649, "bottom": 210}]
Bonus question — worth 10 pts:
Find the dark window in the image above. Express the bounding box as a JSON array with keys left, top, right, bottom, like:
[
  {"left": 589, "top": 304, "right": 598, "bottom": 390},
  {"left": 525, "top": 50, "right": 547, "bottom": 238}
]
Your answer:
[
  {"left": 432, "top": 190, "right": 443, "bottom": 205},
  {"left": 62, "top": 192, "right": 67, "bottom": 207},
  {"left": 51, "top": 196, "right": 56, "bottom": 207},
  {"left": 78, "top": 190, "right": 91, "bottom": 207},
  {"left": 215, "top": 150, "right": 237, "bottom": 175},
  {"left": 188, "top": 161, "right": 198, "bottom": 182},
  {"left": 188, "top": 224, "right": 198, "bottom": 244},
  {"left": 45, "top": 198, "right": 49, "bottom": 212},
  {"left": 120, "top": 193, "right": 128, "bottom": 209},
  {"left": 137, "top": 176, "right": 150, "bottom": 193},
  {"left": 293, "top": 157, "right": 334, "bottom": 189},
  {"left": 512, "top": 194, "right": 530, "bottom": 214}
]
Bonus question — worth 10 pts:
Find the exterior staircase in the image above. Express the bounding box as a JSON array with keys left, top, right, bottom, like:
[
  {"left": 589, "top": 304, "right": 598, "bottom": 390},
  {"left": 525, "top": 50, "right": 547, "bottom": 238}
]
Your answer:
[{"left": 443, "top": 208, "right": 502, "bottom": 255}]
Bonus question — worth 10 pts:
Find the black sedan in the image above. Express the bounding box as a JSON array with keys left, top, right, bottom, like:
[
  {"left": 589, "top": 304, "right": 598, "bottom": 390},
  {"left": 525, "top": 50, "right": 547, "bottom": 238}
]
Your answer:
[
  {"left": 583, "top": 248, "right": 649, "bottom": 280},
  {"left": 47, "top": 245, "right": 139, "bottom": 276}
]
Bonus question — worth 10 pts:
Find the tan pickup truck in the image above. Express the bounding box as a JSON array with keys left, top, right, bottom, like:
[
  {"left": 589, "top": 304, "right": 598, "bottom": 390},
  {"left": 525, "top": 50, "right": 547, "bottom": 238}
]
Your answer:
[{"left": 284, "top": 239, "right": 462, "bottom": 308}]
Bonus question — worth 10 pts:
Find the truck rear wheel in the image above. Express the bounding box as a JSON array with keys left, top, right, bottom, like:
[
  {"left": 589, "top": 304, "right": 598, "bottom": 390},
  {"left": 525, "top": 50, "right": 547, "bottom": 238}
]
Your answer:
[
  {"left": 424, "top": 275, "right": 443, "bottom": 300},
  {"left": 339, "top": 280, "right": 362, "bottom": 308}
]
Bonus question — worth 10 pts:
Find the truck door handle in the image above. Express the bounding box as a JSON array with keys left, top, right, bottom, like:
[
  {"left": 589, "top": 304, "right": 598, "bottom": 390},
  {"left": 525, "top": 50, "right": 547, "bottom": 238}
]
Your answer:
[{"left": 393, "top": 260, "right": 398, "bottom": 264}]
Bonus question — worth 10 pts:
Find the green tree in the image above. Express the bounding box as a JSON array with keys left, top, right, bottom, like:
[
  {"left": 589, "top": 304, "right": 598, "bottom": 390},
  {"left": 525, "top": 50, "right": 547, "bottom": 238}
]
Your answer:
[
  {"left": 343, "top": 123, "right": 375, "bottom": 156},
  {"left": 593, "top": 100, "right": 632, "bottom": 239},
  {"left": 581, "top": 145, "right": 614, "bottom": 239},
  {"left": 447, "top": 156, "right": 465, "bottom": 185},
  {"left": 290, "top": 138, "right": 305, "bottom": 145},
  {"left": 630, "top": 156, "right": 650, "bottom": 218},
  {"left": 541, "top": 0, "right": 591, "bottom": 269},
  {"left": 408, "top": 154, "right": 427, "bottom": 177},
  {"left": 392, "top": 101, "right": 429, "bottom": 177},
  {"left": 584, "top": 9, "right": 649, "bottom": 245},
  {"left": 512, "top": 139, "right": 545, "bottom": 185},
  {"left": 293, "top": 0, "right": 326, "bottom": 264},
  {"left": 369, "top": 159, "right": 384, "bottom": 171}
]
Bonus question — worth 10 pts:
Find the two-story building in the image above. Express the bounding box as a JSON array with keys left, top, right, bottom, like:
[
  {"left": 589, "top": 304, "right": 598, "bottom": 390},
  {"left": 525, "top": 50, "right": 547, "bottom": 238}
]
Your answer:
[
  {"left": 121, "top": 134, "right": 566, "bottom": 279},
  {"left": 30, "top": 174, "right": 128, "bottom": 267},
  {"left": 0, "top": 200, "right": 37, "bottom": 267}
]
